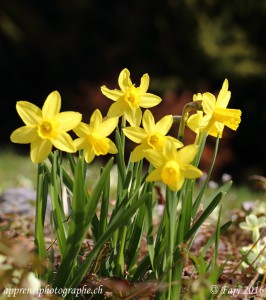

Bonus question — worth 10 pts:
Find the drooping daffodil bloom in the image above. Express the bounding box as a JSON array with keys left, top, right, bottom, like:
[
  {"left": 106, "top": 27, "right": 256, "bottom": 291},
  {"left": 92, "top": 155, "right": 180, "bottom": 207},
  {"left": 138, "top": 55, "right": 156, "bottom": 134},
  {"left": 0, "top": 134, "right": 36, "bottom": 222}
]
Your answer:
[
  {"left": 123, "top": 109, "right": 183, "bottom": 162},
  {"left": 10, "top": 91, "right": 82, "bottom": 163},
  {"left": 74, "top": 109, "right": 118, "bottom": 163},
  {"left": 144, "top": 141, "right": 202, "bottom": 192},
  {"left": 101, "top": 68, "right": 162, "bottom": 126},
  {"left": 187, "top": 79, "right": 242, "bottom": 137}
]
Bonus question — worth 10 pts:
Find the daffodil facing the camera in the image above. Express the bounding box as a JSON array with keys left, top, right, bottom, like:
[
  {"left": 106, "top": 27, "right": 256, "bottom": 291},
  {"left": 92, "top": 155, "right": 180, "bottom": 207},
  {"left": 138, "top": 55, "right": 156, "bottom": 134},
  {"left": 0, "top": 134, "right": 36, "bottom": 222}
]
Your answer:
[
  {"left": 123, "top": 109, "right": 183, "bottom": 162},
  {"left": 187, "top": 79, "right": 242, "bottom": 137},
  {"left": 73, "top": 109, "right": 118, "bottom": 163},
  {"left": 10, "top": 91, "right": 82, "bottom": 163},
  {"left": 145, "top": 141, "right": 202, "bottom": 192},
  {"left": 101, "top": 68, "right": 162, "bottom": 126}
]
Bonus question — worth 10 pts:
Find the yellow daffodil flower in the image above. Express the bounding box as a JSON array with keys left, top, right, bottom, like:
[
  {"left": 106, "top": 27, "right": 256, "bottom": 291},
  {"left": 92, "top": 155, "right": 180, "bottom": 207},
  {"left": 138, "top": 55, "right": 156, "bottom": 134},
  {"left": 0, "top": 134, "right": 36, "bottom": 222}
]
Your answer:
[
  {"left": 145, "top": 141, "right": 202, "bottom": 192},
  {"left": 123, "top": 109, "right": 183, "bottom": 162},
  {"left": 187, "top": 111, "right": 224, "bottom": 137},
  {"left": 10, "top": 91, "right": 82, "bottom": 163},
  {"left": 187, "top": 79, "right": 242, "bottom": 137},
  {"left": 101, "top": 68, "right": 162, "bottom": 126},
  {"left": 73, "top": 109, "right": 118, "bottom": 163}
]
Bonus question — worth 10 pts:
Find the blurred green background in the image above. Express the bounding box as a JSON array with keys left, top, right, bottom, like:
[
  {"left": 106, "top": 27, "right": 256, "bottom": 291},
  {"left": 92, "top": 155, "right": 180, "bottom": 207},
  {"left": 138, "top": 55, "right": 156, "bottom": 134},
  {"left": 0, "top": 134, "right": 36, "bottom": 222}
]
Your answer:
[{"left": 1, "top": 0, "right": 266, "bottom": 183}]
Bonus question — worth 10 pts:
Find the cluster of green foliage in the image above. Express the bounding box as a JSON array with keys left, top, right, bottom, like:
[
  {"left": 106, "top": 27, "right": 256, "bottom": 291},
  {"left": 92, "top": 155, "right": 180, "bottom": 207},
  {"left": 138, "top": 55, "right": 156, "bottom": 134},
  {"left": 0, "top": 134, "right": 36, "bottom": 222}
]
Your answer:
[{"left": 1, "top": 0, "right": 266, "bottom": 177}]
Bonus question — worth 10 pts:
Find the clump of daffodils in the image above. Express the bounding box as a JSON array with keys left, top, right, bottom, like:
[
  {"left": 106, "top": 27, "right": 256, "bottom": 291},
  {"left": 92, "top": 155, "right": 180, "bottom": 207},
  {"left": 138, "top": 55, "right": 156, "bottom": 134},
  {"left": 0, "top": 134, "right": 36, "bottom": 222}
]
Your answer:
[
  {"left": 9, "top": 69, "right": 244, "bottom": 299},
  {"left": 10, "top": 68, "right": 241, "bottom": 192}
]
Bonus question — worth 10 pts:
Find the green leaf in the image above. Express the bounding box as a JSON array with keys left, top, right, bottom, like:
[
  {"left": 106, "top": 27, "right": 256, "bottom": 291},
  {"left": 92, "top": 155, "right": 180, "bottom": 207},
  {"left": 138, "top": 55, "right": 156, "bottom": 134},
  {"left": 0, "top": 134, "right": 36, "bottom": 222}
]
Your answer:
[
  {"left": 177, "top": 180, "right": 194, "bottom": 243},
  {"left": 184, "top": 192, "right": 223, "bottom": 242},
  {"left": 201, "top": 221, "right": 232, "bottom": 257},
  {"left": 98, "top": 169, "right": 110, "bottom": 238},
  {"left": 69, "top": 192, "right": 151, "bottom": 288},
  {"left": 144, "top": 185, "right": 155, "bottom": 270},
  {"left": 53, "top": 155, "right": 86, "bottom": 288},
  {"left": 34, "top": 163, "right": 48, "bottom": 279},
  {"left": 127, "top": 202, "right": 146, "bottom": 273},
  {"left": 50, "top": 152, "right": 67, "bottom": 257},
  {"left": 85, "top": 158, "right": 114, "bottom": 227},
  {"left": 192, "top": 137, "right": 220, "bottom": 217}
]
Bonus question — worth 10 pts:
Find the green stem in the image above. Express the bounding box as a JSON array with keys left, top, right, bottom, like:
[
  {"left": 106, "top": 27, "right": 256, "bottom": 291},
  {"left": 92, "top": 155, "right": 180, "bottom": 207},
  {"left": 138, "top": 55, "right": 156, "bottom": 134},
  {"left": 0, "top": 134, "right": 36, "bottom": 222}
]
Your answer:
[
  {"left": 165, "top": 188, "right": 178, "bottom": 300},
  {"left": 178, "top": 101, "right": 202, "bottom": 142}
]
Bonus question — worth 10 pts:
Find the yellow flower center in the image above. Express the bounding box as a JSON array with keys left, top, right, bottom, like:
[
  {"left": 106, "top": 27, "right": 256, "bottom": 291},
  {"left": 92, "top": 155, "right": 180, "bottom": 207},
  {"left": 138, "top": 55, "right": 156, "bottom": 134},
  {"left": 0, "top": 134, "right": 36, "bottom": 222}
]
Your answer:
[
  {"left": 161, "top": 160, "right": 180, "bottom": 187},
  {"left": 125, "top": 87, "right": 140, "bottom": 109},
  {"left": 38, "top": 120, "right": 58, "bottom": 139},
  {"left": 147, "top": 133, "right": 165, "bottom": 150},
  {"left": 212, "top": 107, "right": 241, "bottom": 130}
]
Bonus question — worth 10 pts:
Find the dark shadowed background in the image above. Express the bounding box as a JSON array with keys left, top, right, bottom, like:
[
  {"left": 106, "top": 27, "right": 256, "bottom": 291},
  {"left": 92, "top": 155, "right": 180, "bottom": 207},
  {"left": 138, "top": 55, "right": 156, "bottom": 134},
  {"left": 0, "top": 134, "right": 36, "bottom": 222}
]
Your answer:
[{"left": 1, "top": 0, "right": 266, "bottom": 183}]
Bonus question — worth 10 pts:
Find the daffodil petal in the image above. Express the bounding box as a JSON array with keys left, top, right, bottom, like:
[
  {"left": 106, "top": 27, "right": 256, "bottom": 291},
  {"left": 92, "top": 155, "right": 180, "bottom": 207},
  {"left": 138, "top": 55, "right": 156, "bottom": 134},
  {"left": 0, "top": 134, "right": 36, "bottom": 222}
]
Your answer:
[
  {"left": 84, "top": 146, "right": 95, "bottom": 164},
  {"left": 30, "top": 138, "right": 52, "bottom": 163},
  {"left": 10, "top": 126, "right": 38, "bottom": 143},
  {"left": 140, "top": 73, "right": 150, "bottom": 93},
  {"left": 123, "top": 127, "right": 147, "bottom": 143},
  {"left": 167, "top": 136, "right": 183, "bottom": 148},
  {"left": 202, "top": 92, "right": 216, "bottom": 115},
  {"left": 108, "top": 140, "right": 118, "bottom": 154},
  {"left": 130, "top": 143, "right": 149, "bottom": 162},
  {"left": 144, "top": 149, "right": 164, "bottom": 168},
  {"left": 140, "top": 93, "right": 162, "bottom": 108},
  {"left": 42, "top": 91, "right": 61, "bottom": 119},
  {"left": 125, "top": 107, "right": 142, "bottom": 126},
  {"left": 73, "top": 122, "right": 90, "bottom": 137},
  {"left": 217, "top": 91, "right": 231, "bottom": 108},
  {"left": 16, "top": 101, "right": 42, "bottom": 125},
  {"left": 74, "top": 137, "right": 87, "bottom": 150},
  {"left": 57, "top": 111, "right": 82, "bottom": 131},
  {"left": 142, "top": 110, "right": 155, "bottom": 132},
  {"left": 176, "top": 145, "right": 198, "bottom": 164},
  {"left": 52, "top": 132, "right": 76, "bottom": 152},
  {"left": 217, "top": 79, "right": 231, "bottom": 107},
  {"left": 199, "top": 114, "right": 212, "bottom": 128},
  {"left": 118, "top": 68, "right": 132, "bottom": 91},
  {"left": 163, "top": 140, "right": 177, "bottom": 160},
  {"left": 181, "top": 164, "right": 203, "bottom": 179},
  {"left": 209, "top": 122, "right": 224, "bottom": 137},
  {"left": 99, "top": 117, "right": 118, "bottom": 136},
  {"left": 187, "top": 111, "right": 203, "bottom": 133},
  {"left": 155, "top": 115, "right": 173, "bottom": 135},
  {"left": 90, "top": 109, "right": 102, "bottom": 131},
  {"left": 108, "top": 100, "right": 127, "bottom": 118},
  {"left": 101, "top": 86, "right": 124, "bottom": 101},
  {"left": 146, "top": 168, "right": 162, "bottom": 182}
]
